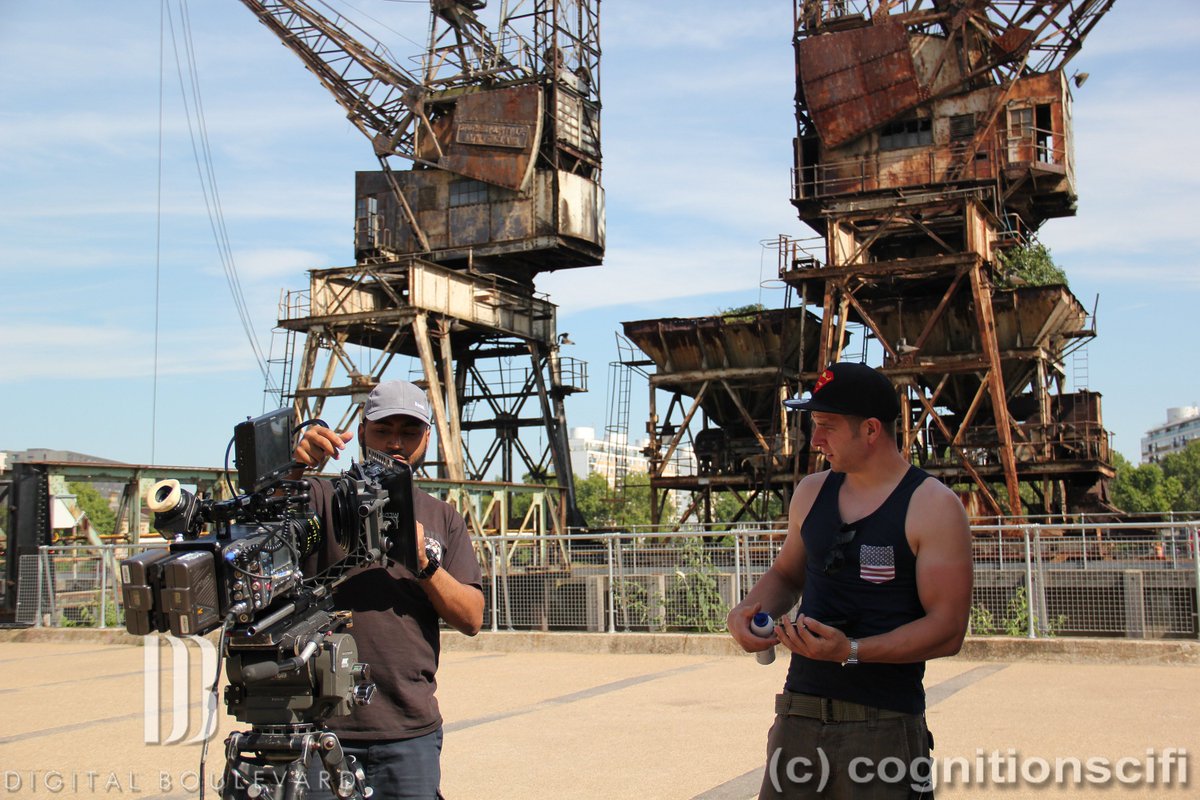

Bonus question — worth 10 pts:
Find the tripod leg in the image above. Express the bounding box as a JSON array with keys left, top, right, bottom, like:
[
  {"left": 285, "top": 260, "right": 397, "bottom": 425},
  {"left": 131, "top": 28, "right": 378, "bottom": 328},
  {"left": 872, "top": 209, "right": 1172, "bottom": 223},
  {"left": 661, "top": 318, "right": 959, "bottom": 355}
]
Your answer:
[
  {"left": 316, "top": 731, "right": 372, "bottom": 799},
  {"left": 222, "top": 732, "right": 251, "bottom": 800}
]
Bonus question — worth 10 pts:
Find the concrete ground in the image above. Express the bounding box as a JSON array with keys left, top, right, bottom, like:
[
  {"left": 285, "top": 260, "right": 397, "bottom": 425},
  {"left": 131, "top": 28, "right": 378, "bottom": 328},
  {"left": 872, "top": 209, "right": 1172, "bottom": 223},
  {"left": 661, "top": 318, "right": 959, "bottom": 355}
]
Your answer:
[{"left": 0, "top": 629, "right": 1196, "bottom": 799}]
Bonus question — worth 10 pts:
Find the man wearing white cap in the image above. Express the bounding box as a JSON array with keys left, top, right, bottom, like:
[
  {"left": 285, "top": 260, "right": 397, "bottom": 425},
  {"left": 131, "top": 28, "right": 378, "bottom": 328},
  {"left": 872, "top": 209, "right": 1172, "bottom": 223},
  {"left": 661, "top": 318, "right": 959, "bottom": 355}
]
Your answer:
[{"left": 293, "top": 380, "right": 484, "bottom": 799}]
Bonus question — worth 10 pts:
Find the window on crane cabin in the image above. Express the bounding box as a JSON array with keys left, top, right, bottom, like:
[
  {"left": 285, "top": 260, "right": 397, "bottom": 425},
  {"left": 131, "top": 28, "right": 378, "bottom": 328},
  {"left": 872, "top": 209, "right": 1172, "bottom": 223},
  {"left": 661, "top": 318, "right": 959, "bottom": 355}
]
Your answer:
[
  {"left": 449, "top": 179, "right": 489, "bottom": 207},
  {"left": 1007, "top": 106, "right": 1034, "bottom": 162},
  {"left": 879, "top": 117, "right": 932, "bottom": 151}
]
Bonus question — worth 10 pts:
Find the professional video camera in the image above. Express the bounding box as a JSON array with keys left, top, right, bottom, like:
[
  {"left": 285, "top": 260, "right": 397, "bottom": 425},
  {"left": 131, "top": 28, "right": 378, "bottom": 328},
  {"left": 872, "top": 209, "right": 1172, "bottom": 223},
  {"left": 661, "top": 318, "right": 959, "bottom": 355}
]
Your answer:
[{"left": 120, "top": 407, "right": 419, "bottom": 800}]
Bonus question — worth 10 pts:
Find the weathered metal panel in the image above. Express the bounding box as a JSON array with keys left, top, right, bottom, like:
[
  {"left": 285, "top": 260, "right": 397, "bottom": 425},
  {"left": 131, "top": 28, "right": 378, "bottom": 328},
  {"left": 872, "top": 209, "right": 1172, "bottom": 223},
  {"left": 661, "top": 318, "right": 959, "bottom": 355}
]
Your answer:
[
  {"left": 355, "top": 166, "right": 600, "bottom": 272},
  {"left": 811, "top": 82, "right": 1005, "bottom": 198},
  {"left": 441, "top": 85, "right": 543, "bottom": 192},
  {"left": 557, "top": 170, "right": 604, "bottom": 246},
  {"left": 622, "top": 309, "right": 820, "bottom": 433},
  {"left": 868, "top": 285, "right": 1087, "bottom": 414},
  {"left": 490, "top": 192, "right": 535, "bottom": 242},
  {"left": 909, "top": 34, "right": 961, "bottom": 97},
  {"left": 870, "top": 285, "right": 1086, "bottom": 358},
  {"left": 448, "top": 204, "right": 491, "bottom": 249},
  {"left": 533, "top": 170, "right": 556, "bottom": 234},
  {"left": 309, "top": 273, "right": 380, "bottom": 317},
  {"left": 409, "top": 261, "right": 555, "bottom": 344},
  {"left": 799, "top": 21, "right": 924, "bottom": 148}
]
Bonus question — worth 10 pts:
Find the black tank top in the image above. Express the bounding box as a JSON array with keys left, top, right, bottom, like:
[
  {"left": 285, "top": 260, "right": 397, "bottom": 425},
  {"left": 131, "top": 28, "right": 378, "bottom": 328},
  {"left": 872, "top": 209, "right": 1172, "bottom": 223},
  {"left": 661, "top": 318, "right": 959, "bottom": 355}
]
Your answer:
[{"left": 784, "top": 465, "right": 930, "bottom": 714}]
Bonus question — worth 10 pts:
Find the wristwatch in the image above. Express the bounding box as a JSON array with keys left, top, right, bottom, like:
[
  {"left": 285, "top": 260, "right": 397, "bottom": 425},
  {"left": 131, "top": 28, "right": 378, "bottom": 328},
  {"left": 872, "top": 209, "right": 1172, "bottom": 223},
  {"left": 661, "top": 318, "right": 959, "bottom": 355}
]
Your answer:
[
  {"left": 841, "top": 638, "right": 860, "bottom": 667},
  {"left": 415, "top": 538, "right": 443, "bottom": 580}
]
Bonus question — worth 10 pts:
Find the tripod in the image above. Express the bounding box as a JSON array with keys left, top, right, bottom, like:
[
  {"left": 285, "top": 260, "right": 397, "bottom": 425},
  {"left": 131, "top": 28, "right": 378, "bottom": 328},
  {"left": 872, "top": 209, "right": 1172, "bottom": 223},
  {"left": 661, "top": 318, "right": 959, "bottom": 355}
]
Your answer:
[
  {"left": 221, "top": 724, "right": 368, "bottom": 799},
  {"left": 217, "top": 604, "right": 376, "bottom": 799}
]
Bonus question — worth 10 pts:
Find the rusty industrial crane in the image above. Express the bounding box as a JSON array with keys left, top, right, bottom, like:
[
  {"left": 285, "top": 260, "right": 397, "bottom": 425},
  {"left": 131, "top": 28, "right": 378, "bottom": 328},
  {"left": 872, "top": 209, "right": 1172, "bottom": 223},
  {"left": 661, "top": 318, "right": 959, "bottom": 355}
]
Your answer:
[
  {"left": 238, "top": 0, "right": 603, "bottom": 526},
  {"left": 622, "top": 0, "right": 1117, "bottom": 524},
  {"left": 784, "top": 0, "right": 1117, "bottom": 517}
]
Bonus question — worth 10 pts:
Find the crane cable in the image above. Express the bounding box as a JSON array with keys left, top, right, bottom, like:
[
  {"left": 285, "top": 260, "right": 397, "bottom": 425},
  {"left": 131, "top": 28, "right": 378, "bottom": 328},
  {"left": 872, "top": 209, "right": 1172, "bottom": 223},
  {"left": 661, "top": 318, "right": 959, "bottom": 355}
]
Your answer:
[
  {"left": 153, "top": 1, "right": 166, "bottom": 464},
  {"left": 163, "top": 0, "right": 277, "bottom": 394}
]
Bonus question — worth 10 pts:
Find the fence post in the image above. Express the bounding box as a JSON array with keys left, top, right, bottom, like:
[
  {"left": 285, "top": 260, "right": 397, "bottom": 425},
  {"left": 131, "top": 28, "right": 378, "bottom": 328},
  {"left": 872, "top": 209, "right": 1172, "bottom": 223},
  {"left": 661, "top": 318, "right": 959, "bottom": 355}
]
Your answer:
[
  {"left": 489, "top": 542, "right": 499, "bottom": 633},
  {"left": 34, "top": 548, "right": 45, "bottom": 627},
  {"left": 606, "top": 535, "right": 616, "bottom": 633},
  {"left": 1193, "top": 528, "right": 1200, "bottom": 641},
  {"left": 99, "top": 547, "right": 108, "bottom": 629},
  {"left": 616, "top": 534, "right": 630, "bottom": 632},
  {"left": 1034, "top": 527, "right": 1049, "bottom": 637},
  {"left": 500, "top": 537, "right": 514, "bottom": 631},
  {"left": 733, "top": 530, "right": 743, "bottom": 607},
  {"left": 1023, "top": 528, "right": 1036, "bottom": 639}
]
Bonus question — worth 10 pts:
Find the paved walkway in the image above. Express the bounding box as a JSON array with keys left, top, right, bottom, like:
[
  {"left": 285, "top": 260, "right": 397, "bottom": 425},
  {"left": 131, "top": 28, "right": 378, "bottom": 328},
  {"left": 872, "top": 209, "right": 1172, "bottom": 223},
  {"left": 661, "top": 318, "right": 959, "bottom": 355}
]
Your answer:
[{"left": 0, "top": 631, "right": 1196, "bottom": 798}]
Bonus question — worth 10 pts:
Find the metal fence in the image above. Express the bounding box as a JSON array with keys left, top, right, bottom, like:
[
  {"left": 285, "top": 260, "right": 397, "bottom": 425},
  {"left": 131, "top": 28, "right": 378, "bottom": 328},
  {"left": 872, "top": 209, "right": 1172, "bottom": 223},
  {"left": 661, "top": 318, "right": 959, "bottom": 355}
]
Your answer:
[{"left": 16, "top": 522, "right": 1200, "bottom": 640}]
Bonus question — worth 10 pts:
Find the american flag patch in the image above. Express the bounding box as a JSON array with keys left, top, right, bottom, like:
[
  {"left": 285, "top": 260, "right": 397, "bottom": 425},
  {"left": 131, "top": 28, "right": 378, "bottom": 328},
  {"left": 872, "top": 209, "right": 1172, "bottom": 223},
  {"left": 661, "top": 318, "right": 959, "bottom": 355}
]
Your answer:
[{"left": 859, "top": 545, "right": 895, "bottom": 584}]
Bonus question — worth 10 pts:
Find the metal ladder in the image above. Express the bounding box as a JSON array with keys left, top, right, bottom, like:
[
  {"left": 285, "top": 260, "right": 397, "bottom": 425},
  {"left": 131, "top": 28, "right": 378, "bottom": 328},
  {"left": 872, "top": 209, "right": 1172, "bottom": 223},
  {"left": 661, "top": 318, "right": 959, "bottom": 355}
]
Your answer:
[
  {"left": 264, "top": 326, "right": 297, "bottom": 411},
  {"left": 1071, "top": 296, "right": 1098, "bottom": 392}
]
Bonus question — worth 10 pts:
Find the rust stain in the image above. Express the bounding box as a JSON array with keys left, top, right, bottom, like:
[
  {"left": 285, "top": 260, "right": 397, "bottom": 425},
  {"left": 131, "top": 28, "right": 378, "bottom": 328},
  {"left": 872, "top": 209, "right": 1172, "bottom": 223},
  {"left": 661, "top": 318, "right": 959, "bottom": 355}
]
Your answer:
[
  {"left": 798, "top": 20, "right": 923, "bottom": 148},
  {"left": 440, "top": 84, "right": 543, "bottom": 192}
]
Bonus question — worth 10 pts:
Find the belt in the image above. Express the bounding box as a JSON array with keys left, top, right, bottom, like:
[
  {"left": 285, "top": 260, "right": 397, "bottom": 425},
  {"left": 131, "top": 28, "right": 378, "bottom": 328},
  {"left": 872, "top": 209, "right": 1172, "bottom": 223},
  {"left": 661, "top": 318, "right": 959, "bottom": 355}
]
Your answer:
[{"left": 775, "top": 692, "right": 912, "bottom": 723}]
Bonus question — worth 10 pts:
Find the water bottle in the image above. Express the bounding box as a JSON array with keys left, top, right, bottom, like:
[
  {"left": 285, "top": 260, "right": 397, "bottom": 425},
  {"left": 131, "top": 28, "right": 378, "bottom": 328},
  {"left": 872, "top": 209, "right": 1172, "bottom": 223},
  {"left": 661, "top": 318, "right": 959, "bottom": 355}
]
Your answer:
[{"left": 751, "top": 611, "right": 776, "bottom": 665}]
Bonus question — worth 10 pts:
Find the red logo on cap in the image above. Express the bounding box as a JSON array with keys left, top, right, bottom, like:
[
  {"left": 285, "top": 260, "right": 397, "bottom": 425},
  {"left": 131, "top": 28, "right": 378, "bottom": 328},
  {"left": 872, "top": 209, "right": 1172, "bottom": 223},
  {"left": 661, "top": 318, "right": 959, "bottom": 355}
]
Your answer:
[{"left": 813, "top": 369, "right": 834, "bottom": 393}]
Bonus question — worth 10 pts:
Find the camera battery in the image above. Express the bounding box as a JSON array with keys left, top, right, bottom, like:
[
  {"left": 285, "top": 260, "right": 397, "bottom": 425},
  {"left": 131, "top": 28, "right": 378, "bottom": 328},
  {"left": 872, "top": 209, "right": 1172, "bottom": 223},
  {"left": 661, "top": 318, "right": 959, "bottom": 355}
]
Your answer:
[
  {"left": 119, "top": 548, "right": 173, "bottom": 635},
  {"left": 160, "top": 550, "right": 220, "bottom": 637}
]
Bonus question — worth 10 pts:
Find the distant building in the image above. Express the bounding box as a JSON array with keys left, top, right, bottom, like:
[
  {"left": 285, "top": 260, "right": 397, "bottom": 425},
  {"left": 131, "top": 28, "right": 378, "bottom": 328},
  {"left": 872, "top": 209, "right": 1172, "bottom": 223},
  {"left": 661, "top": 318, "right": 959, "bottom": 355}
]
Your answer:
[
  {"left": 1141, "top": 407, "right": 1200, "bottom": 463},
  {"left": 567, "top": 427, "right": 650, "bottom": 485},
  {"left": 566, "top": 426, "right": 695, "bottom": 485}
]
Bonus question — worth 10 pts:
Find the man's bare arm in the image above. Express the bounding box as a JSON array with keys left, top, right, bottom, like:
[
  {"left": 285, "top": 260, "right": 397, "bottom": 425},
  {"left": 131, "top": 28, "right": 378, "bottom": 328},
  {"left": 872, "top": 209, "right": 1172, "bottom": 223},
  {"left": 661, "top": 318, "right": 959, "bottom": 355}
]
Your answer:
[{"left": 726, "top": 472, "right": 828, "bottom": 652}]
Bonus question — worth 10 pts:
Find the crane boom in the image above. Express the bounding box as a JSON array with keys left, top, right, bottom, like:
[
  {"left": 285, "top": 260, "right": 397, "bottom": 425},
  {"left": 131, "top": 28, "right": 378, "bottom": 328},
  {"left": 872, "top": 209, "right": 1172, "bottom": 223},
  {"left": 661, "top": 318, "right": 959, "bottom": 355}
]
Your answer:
[{"left": 237, "top": 0, "right": 440, "bottom": 164}]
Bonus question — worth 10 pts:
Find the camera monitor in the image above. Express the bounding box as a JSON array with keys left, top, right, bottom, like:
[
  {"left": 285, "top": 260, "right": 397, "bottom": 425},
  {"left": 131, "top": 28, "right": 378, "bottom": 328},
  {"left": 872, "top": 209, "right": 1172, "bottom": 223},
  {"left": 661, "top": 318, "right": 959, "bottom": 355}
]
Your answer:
[{"left": 234, "top": 407, "right": 298, "bottom": 493}]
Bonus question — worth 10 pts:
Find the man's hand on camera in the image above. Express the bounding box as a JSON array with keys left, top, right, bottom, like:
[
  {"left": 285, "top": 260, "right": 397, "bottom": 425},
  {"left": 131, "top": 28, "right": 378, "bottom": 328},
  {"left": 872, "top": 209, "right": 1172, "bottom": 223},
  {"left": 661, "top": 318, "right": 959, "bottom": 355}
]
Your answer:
[{"left": 292, "top": 427, "right": 355, "bottom": 473}]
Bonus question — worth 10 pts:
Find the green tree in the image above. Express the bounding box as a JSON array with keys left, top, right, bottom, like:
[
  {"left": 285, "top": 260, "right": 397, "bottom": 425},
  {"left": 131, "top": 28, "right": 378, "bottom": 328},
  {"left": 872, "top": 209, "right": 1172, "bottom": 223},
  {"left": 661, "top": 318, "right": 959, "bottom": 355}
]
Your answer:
[
  {"left": 575, "top": 471, "right": 655, "bottom": 529},
  {"left": 996, "top": 242, "right": 1067, "bottom": 287},
  {"left": 67, "top": 481, "right": 116, "bottom": 535},
  {"left": 1159, "top": 440, "right": 1200, "bottom": 512},
  {"left": 1108, "top": 452, "right": 1182, "bottom": 513}
]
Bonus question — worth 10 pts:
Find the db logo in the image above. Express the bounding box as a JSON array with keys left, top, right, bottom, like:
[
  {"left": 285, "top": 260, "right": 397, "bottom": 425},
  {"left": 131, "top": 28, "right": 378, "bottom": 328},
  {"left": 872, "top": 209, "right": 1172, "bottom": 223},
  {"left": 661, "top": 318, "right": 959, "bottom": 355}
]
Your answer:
[{"left": 142, "top": 633, "right": 220, "bottom": 745}]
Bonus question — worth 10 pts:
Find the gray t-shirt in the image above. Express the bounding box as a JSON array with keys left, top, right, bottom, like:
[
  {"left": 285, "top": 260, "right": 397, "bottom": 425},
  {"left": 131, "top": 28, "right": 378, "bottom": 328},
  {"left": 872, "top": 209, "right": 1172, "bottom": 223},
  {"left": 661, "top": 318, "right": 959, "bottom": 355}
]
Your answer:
[{"left": 307, "top": 478, "right": 483, "bottom": 740}]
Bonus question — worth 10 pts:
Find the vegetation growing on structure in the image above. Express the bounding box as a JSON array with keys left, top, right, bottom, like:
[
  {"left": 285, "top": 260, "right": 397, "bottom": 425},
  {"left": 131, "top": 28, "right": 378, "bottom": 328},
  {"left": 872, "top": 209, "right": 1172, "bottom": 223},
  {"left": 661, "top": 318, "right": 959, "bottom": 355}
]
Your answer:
[
  {"left": 995, "top": 242, "right": 1068, "bottom": 287},
  {"left": 718, "top": 303, "right": 767, "bottom": 322}
]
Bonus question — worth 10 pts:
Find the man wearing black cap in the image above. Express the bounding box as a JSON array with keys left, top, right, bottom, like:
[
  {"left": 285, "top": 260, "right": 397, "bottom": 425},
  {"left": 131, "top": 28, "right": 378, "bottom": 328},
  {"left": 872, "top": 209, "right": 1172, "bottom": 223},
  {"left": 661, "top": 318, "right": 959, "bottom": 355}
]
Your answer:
[
  {"left": 292, "top": 380, "right": 484, "bottom": 799},
  {"left": 727, "top": 362, "right": 972, "bottom": 798}
]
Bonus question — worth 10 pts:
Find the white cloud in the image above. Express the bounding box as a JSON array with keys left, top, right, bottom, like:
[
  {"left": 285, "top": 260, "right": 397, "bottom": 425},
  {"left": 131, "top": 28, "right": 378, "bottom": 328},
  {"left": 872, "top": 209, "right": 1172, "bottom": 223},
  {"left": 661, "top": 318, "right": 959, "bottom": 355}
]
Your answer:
[
  {"left": 231, "top": 248, "right": 333, "bottom": 283},
  {"left": 0, "top": 322, "right": 260, "bottom": 383},
  {"left": 540, "top": 239, "right": 789, "bottom": 312}
]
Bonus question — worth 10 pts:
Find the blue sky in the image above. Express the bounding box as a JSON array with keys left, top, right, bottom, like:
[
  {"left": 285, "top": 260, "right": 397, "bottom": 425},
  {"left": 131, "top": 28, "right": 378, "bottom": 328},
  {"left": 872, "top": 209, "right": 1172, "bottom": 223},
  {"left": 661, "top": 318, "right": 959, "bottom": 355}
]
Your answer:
[{"left": 1, "top": 0, "right": 1197, "bottom": 470}]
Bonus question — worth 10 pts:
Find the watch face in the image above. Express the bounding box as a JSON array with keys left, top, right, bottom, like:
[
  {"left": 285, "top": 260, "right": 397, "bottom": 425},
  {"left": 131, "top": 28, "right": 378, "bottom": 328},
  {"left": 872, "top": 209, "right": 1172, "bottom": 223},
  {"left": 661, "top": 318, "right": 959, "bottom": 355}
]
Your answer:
[{"left": 425, "top": 538, "right": 443, "bottom": 562}]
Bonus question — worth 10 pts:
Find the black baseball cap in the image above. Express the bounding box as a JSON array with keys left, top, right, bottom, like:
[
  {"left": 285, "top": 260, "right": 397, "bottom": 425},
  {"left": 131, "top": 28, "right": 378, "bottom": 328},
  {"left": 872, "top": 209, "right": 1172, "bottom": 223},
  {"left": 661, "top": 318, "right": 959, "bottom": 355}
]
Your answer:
[{"left": 784, "top": 362, "right": 900, "bottom": 421}]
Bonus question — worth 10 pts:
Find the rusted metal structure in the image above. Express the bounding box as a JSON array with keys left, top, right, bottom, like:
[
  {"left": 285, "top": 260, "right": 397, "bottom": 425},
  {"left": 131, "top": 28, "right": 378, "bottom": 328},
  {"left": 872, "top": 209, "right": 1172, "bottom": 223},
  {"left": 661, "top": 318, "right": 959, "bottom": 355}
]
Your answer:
[
  {"left": 622, "top": 308, "right": 822, "bottom": 524},
  {"left": 784, "top": 0, "right": 1116, "bottom": 517},
  {"left": 239, "top": 1, "right": 602, "bottom": 520}
]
